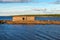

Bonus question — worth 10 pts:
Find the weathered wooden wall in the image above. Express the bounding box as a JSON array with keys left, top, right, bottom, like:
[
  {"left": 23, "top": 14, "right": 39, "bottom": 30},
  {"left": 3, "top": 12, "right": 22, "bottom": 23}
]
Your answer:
[{"left": 13, "top": 16, "right": 35, "bottom": 21}]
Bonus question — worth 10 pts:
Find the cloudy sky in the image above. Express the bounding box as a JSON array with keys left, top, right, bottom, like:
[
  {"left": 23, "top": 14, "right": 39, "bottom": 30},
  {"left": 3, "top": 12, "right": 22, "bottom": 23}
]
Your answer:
[
  {"left": 0, "top": 0, "right": 31, "bottom": 2},
  {"left": 0, "top": 0, "right": 60, "bottom": 16}
]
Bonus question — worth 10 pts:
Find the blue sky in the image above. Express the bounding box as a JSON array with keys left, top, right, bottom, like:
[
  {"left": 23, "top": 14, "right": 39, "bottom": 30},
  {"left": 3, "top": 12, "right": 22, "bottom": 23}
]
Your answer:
[
  {"left": 0, "top": 0, "right": 60, "bottom": 16},
  {"left": 32, "top": 0, "right": 56, "bottom": 2}
]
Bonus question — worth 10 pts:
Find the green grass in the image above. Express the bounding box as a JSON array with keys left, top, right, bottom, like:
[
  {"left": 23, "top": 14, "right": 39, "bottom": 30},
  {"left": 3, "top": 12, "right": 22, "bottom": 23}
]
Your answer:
[{"left": 13, "top": 14, "right": 60, "bottom": 17}]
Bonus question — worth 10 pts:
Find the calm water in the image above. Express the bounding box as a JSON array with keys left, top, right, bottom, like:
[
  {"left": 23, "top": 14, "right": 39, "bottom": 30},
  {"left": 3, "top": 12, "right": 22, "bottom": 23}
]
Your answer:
[{"left": 0, "top": 16, "right": 60, "bottom": 40}]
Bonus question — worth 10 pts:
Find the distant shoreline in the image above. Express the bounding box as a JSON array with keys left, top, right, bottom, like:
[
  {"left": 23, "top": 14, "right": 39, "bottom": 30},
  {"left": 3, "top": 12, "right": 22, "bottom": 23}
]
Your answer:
[{"left": 0, "top": 14, "right": 60, "bottom": 17}]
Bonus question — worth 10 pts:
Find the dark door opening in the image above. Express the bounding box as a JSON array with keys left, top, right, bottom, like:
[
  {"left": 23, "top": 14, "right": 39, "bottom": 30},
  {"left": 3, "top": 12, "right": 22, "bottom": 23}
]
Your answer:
[{"left": 22, "top": 18, "right": 25, "bottom": 20}]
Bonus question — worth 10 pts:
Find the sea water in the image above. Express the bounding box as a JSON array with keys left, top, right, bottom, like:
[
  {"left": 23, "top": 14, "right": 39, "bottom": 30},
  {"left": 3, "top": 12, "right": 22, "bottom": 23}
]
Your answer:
[{"left": 0, "top": 16, "right": 60, "bottom": 40}]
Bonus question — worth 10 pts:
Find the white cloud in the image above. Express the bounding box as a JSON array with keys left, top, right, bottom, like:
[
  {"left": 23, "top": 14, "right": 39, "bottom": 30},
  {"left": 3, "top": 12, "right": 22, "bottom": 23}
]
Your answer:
[
  {"left": 0, "top": 0, "right": 31, "bottom": 2},
  {"left": 0, "top": 2, "right": 60, "bottom": 16},
  {"left": 0, "top": 8, "right": 60, "bottom": 16},
  {"left": 50, "top": 0, "right": 60, "bottom": 4}
]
